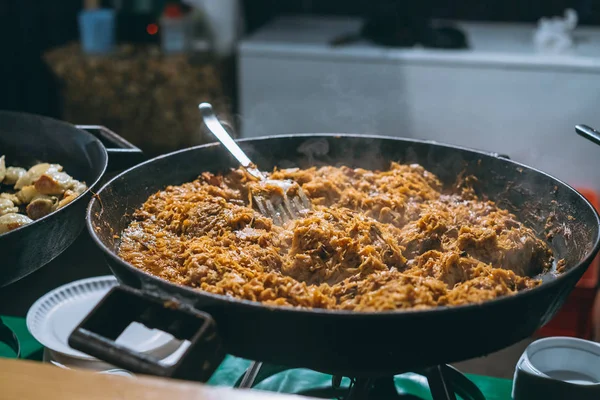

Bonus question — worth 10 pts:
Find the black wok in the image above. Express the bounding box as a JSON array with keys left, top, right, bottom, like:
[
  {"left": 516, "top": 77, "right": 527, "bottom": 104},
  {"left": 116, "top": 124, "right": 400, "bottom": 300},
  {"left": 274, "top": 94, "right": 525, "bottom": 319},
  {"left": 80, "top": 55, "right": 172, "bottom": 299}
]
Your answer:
[
  {"left": 0, "top": 112, "right": 143, "bottom": 287},
  {"left": 70, "top": 133, "right": 600, "bottom": 381}
]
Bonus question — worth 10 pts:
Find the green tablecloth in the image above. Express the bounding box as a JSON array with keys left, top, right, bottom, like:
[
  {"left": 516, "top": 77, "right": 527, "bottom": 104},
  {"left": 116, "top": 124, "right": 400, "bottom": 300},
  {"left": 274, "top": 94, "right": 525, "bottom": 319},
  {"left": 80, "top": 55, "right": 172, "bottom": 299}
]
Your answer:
[
  {"left": 0, "top": 316, "right": 513, "bottom": 399},
  {"left": 0, "top": 316, "right": 44, "bottom": 360}
]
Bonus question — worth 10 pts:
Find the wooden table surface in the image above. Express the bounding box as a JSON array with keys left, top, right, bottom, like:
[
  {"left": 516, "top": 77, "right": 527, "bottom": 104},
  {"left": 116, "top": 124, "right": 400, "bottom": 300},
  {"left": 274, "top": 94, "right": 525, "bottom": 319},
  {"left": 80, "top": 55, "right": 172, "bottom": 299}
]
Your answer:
[{"left": 0, "top": 358, "right": 310, "bottom": 400}]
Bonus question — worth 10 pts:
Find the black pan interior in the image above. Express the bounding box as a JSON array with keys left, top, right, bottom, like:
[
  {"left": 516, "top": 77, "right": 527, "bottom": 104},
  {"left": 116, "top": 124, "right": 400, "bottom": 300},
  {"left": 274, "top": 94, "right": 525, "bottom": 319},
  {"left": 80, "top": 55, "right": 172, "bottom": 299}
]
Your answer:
[{"left": 0, "top": 111, "right": 105, "bottom": 185}]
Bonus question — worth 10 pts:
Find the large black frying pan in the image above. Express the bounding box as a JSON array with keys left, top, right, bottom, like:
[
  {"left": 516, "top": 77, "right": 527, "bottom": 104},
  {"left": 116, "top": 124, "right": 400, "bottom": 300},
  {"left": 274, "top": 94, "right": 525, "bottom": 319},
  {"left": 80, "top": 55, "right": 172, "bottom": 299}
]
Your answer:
[
  {"left": 0, "top": 112, "right": 143, "bottom": 287},
  {"left": 70, "top": 132, "right": 600, "bottom": 383}
]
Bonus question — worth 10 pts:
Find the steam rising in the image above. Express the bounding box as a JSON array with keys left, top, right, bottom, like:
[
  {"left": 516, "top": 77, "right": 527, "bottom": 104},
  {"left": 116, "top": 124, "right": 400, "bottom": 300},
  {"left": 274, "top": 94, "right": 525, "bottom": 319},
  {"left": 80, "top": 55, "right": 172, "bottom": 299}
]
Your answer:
[
  {"left": 282, "top": 136, "right": 593, "bottom": 275},
  {"left": 223, "top": 104, "right": 596, "bottom": 279},
  {"left": 320, "top": 73, "right": 381, "bottom": 134}
]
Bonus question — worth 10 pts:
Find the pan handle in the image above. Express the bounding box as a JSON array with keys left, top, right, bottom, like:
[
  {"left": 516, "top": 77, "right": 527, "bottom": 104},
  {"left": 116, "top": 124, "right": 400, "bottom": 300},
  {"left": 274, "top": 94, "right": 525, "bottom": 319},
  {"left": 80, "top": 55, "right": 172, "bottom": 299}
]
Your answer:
[
  {"left": 576, "top": 124, "right": 600, "bottom": 147},
  {"left": 76, "top": 125, "right": 145, "bottom": 172},
  {"left": 68, "top": 285, "right": 225, "bottom": 382}
]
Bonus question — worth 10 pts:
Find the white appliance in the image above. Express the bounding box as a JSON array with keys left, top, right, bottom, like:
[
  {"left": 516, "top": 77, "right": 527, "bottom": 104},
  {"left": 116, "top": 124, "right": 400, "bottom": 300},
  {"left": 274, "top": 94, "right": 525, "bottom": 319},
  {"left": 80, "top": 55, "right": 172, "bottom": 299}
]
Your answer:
[{"left": 238, "top": 16, "right": 600, "bottom": 193}]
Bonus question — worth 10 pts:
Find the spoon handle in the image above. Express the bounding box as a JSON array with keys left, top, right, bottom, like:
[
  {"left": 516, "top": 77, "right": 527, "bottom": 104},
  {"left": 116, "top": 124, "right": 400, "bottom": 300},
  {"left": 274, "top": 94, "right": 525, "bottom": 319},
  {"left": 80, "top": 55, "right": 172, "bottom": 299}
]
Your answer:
[
  {"left": 199, "top": 103, "right": 265, "bottom": 180},
  {"left": 576, "top": 124, "right": 600, "bottom": 147}
]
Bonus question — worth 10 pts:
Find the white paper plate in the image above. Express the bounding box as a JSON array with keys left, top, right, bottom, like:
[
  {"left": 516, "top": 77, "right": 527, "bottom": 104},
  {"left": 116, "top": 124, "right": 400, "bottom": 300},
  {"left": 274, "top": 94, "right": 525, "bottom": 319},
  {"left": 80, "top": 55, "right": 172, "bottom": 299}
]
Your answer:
[
  {"left": 45, "top": 349, "right": 135, "bottom": 377},
  {"left": 27, "top": 276, "right": 182, "bottom": 362}
]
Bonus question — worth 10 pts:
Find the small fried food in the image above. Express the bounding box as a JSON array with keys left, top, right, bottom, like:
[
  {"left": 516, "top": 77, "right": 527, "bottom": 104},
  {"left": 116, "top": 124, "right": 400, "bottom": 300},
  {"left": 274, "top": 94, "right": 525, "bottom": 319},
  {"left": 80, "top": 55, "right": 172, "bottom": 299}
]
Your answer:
[{"left": 0, "top": 156, "right": 87, "bottom": 234}]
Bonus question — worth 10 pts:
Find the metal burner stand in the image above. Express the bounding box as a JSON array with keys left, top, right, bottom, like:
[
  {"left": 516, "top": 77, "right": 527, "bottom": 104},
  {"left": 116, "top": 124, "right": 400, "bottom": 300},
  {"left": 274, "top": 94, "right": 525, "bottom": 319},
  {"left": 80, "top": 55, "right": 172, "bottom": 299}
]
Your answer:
[{"left": 238, "top": 362, "right": 485, "bottom": 400}]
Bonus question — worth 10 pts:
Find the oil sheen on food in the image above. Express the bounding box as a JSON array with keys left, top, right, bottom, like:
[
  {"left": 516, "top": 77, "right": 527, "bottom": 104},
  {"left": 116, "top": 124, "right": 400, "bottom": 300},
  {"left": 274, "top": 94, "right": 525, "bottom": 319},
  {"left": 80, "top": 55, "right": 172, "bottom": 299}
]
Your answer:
[
  {"left": 0, "top": 155, "right": 87, "bottom": 234},
  {"left": 118, "top": 163, "right": 553, "bottom": 311}
]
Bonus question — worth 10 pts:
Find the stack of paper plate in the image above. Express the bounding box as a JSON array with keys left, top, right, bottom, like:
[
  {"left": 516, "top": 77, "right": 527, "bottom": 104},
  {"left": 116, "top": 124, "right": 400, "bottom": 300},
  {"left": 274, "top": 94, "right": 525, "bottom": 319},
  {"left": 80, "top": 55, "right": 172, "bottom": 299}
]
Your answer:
[{"left": 26, "top": 276, "right": 189, "bottom": 376}]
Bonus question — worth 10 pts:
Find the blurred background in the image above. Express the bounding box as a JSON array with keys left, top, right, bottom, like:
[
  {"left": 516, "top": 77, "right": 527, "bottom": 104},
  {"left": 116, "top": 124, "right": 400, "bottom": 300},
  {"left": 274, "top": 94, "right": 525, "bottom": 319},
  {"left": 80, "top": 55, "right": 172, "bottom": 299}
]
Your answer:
[
  {"left": 2, "top": 0, "right": 600, "bottom": 380},
  {"left": 2, "top": 1, "right": 600, "bottom": 154},
  {"left": 1, "top": 1, "right": 600, "bottom": 191}
]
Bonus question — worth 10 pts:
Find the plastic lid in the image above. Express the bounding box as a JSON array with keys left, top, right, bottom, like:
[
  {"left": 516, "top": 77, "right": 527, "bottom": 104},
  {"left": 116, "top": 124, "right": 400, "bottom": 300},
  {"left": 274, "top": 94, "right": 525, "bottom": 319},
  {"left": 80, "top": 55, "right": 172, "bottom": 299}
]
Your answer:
[{"left": 517, "top": 337, "right": 600, "bottom": 385}]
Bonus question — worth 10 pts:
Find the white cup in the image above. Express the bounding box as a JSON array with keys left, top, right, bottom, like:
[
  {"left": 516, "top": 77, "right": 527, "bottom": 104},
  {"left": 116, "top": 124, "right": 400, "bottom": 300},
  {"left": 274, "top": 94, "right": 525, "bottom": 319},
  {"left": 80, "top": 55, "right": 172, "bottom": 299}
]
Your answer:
[{"left": 512, "top": 337, "right": 600, "bottom": 399}]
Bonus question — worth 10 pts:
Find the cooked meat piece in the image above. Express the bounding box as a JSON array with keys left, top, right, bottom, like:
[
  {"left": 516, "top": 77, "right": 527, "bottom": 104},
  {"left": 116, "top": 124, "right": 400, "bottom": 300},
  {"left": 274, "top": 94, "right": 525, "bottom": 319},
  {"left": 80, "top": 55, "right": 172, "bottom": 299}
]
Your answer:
[
  {"left": 54, "top": 180, "right": 87, "bottom": 209},
  {"left": 16, "top": 185, "right": 41, "bottom": 204},
  {"left": 14, "top": 163, "right": 62, "bottom": 189},
  {"left": 441, "top": 268, "right": 539, "bottom": 306},
  {"left": 396, "top": 197, "right": 552, "bottom": 277},
  {"left": 0, "top": 157, "right": 86, "bottom": 228},
  {"left": 26, "top": 197, "right": 57, "bottom": 220},
  {"left": 0, "top": 193, "right": 20, "bottom": 205},
  {"left": 0, "top": 198, "right": 18, "bottom": 216},
  {"left": 334, "top": 271, "right": 450, "bottom": 311},
  {"left": 0, "top": 213, "right": 33, "bottom": 233},
  {"left": 56, "top": 190, "right": 79, "bottom": 209},
  {"left": 119, "top": 164, "right": 554, "bottom": 311},
  {"left": 3, "top": 166, "right": 26, "bottom": 185},
  {"left": 281, "top": 208, "right": 406, "bottom": 285},
  {"left": 71, "top": 180, "right": 87, "bottom": 194},
  {"left": 35, "top": 171, "right": 76, "bottom": 195}
]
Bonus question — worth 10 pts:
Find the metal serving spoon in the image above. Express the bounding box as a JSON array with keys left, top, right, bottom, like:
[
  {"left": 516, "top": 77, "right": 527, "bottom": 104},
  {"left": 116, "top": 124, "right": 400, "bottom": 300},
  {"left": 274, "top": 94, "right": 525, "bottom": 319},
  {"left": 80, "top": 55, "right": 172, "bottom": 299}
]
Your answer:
[{"left": 199, "top": 102, "right": 311, "bottom": 225}]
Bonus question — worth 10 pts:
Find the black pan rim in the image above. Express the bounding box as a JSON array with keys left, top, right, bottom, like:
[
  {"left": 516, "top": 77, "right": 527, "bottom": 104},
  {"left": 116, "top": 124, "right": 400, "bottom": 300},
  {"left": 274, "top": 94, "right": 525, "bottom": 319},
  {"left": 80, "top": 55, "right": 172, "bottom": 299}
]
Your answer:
[
  {"left": 86, "top": 132, "right": 600, "bottom": 318},
  {"left": 0, "top": 113, "right": 109, "bottom": 239}
]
